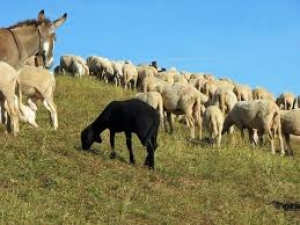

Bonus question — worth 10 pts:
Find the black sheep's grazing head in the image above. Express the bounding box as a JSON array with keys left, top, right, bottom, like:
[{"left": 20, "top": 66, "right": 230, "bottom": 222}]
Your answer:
[{"left": 81, "top": 126, "right": 102, "bottom": 150}]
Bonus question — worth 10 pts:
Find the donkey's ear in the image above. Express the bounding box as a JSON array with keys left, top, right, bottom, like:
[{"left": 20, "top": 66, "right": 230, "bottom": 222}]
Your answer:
[
  {"left": 52, "top": 13, "right": 67, "bottom": 30},
  {"left": 37, "top": 10, "right": 45, "bottom": 22}
]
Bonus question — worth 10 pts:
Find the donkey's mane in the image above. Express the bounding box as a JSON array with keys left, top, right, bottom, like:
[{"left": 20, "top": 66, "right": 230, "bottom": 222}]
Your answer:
[{"left": 6, "top": 18, "right": 51, "bottom": 29}]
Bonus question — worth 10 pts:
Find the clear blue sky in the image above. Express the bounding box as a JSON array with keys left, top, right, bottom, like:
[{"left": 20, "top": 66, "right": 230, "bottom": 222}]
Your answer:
[{"left": 2, "top": 1, "right": 300, "bottom": 96}]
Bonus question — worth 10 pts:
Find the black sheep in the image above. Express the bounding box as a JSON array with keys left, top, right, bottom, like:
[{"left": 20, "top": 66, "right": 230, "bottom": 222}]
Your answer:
[{"left": 81, "top": 99, "right": 160, "bottom": 169}]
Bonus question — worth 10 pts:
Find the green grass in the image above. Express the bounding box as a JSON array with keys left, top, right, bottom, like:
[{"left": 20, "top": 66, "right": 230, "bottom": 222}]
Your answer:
[{"left": 0, "top": 75, "right": 299, "bottom": 224}]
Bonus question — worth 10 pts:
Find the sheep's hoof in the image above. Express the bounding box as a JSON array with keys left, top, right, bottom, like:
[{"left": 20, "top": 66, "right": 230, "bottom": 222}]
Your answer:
[{"left": 109, "top": 151, "right": 117, "bottom": 159}]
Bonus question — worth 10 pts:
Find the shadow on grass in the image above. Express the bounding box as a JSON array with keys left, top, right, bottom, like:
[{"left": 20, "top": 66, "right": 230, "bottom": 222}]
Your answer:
[
  {"left": 272, "top": 201, "right": 300, "bottom": 211},
  {"left": 75, "top": 146, "right": 128, "bottom": 164}
]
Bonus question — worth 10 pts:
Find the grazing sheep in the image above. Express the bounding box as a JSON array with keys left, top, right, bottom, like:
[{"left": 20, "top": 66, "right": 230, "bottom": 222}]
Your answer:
[
  {"left": 53, "top": 65, "right": 66, "bottom": 75},
  {"left": 60, "top": 55, "right": 89, "bottom": 76},
  {"left": 252, "top": 87, "right": 275, "bottom": 101},
  {"left": 111, "top": 60, "right": 126, "bottom": 87},
  {"left": 72, "top": 61, "right": 84, "bottom": 78},
  {"left": 203, "top": 79, "right": 234, "bottom": 99},
  {"left": 134, "top": 92, "right": 164, "bottom": 130},
  {"left": 180, "top": 71, "right": 192, "bottom": 81},
  {"left": 276, "top": 92, "right": 295, "bottom": 110},
  {"left": 18, "top": 65, "right": 58, "bottom": 130},
  {"left": 161, "top": 83, "right": 208, "bottom": 139},
  {"left": 293, "top": 96, "right": 300, "bottom": 109},
  {"left": 233, "top": 84, "right": 253, "bottom": 101},
  {"left": 174, "top": 73, "right": 189, "bottom": 84},
  {"left": 122, "top": 62, "right": 138, "bottom": 90},
  {"left": 137, "top": 65, "right": 157, "bottom": 89},
  {"left": 141, "top": 76, "right": 171, "bottom": 94},
  {"left": 81, "top": 99, "right": 160, "bottom": 169},
  {"left": 279, "top": 110, "right": 300, "bottom": 156},
  {"left": 155, "top": 70, "right": 177, "bottom": 84},
  {"left": 212, "top": 87, "right": 237, "bottom": 115},
  {"left": 222, "top": 100, "right": 284, "bottom": 155},
  {"left": 203, "top": 105, "right": 224, "bottom": 148}
]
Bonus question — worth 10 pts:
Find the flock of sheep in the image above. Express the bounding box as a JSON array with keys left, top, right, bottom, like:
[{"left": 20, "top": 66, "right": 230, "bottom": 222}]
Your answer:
[{"left": 51, "top": 54, "right": 300, "bottom": 157}]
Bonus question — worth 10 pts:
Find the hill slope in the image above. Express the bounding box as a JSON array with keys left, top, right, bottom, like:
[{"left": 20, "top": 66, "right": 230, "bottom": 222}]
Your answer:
[{"left": 0, "top": 76, "right": 299, "bottom": 224}]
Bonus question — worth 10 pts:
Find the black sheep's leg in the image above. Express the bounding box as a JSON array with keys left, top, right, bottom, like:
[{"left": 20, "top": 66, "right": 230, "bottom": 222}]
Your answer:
[
  {"left": 125, "top": 132, "right": 135, "bottom": 164},
  {"left": 145, "top": 140, "right": 155, "bottom": 169},
  {"left": 109, "top": 131, "right": 117, "bottom": 159}
]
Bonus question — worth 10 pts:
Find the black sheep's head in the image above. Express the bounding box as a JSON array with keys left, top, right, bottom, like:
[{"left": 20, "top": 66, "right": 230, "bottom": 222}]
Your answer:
[{"left": 81, "top": 126, "right": 102, "bottom": 150}]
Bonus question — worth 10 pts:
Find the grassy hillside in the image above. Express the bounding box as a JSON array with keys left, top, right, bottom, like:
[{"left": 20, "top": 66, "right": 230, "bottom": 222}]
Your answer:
[{"left": 0, "top": 75, "right": 299, "bottom": 224}]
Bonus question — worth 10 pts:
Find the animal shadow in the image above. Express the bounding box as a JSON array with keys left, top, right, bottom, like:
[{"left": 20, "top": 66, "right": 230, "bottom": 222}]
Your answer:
[
  {"left": 75, "top": 146, "right": 101, "bottom": 155},
  {"left": 76, "top": 146, "right": 128, "bottom": 163},
  {"left": 272, "top": 201, "right": 300, "bottom": 211}
]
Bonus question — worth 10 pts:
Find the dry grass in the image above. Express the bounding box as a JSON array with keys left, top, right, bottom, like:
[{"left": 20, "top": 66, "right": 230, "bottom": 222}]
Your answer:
[{"left": 0, "top": 75, "right": 299, "bottom": 224}]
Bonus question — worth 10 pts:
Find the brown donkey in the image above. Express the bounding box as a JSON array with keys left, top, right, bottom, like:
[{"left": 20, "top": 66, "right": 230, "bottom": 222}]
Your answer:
[{"left": 0, "top": 10, "right": 67, "bottom": 70}]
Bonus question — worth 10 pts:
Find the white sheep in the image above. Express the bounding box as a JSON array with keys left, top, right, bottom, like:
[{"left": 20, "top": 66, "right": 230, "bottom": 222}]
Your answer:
[
  {"left": 279, "top": 109, "right": 300, "bottom": 156},
  {"left": 134, "top": 91, "right": 164, "bottom": 130},
  {"left": 161, "top": 83, "right": 208, "bottom": 139},
  {"left": 19, "top": 65, "right": 58, "bottom": 130},
  {"left": 233, "top": 84, "right": 253, "bottom": 101},
  {"left": 137, "top": 65, "right": 157, "bottom": 86},
  {"left": 276, "top": 92, "right": 295, "bottom": 110},
  {"left": 122, "top": 62, "right": 138, "bottom": 90},
  {"left": 14, "top": 97, "right": 38, "bottom": 128},
  {"left": 203, "top": 105, "right": 224, "bottom": 148},
  {"left": 252, "top": 87, "right": 275, "bottom": 101},
  {"left": 222, "top": 100, "right": 284, "bottom": 155},
  {"left": 60, "top": 55, "right": 89, "bottom": 76},
  {"left": 293, "top": 95, "right": 300, "bottom": 109},
  {"left": 212, "top": 87, "right": 237, "bottom": 115},
  {"left": 203, "top": 79, "right": 234, "bottom": 99},
  {"left": 141, "top": 76, "right": 171, "bottom": 94}
]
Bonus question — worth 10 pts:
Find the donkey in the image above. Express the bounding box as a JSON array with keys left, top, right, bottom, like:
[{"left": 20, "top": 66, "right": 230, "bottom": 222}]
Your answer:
[{"left": 0, "top": 9, "right": 67, "bottom": 70}]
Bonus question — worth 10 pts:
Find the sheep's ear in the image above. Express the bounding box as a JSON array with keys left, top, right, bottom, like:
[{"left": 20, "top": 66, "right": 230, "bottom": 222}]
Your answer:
[{"left": 94, "top": 135, "right": 102, "bottom": 143}]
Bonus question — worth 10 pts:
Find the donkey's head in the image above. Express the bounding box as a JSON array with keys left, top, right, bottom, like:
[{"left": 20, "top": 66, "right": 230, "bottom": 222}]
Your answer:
[{"left": 36, "top": 10, "right": 67, "bottom": 69}]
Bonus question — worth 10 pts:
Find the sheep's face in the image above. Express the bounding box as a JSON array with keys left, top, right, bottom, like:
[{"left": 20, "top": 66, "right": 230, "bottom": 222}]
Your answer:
[{"left": 81, "top": 126, "right": 102, "bottom": 150}]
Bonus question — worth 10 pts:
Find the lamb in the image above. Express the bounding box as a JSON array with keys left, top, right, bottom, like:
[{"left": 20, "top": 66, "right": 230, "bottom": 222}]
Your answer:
[
  {"left": 275, "top": 92, "right": 295, "bottom": 110},
  {"left": 161, "top": 83, "right": 208, "bottom": 139},
  {"left": 222, "top": 100, "right": 284, "bottom": 155},
  {"left": 81, "top": 99, "right": 160, "bottom": 169},
  {"left": 279, "top": 110, "right": 300, "bottom": 156},
  {"left": 203, "top": 105, "right": 224, "bottom": 148},
  {"left": 18, "top": 65, "right": 58, "bottom": 130},
  {"left": 134, "top": 92, "right": 164, "bottom": 130},
  {"left": 14, "top": 97, "right": 38, "bottom": 128}
]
